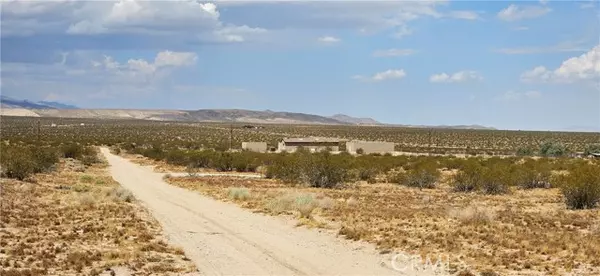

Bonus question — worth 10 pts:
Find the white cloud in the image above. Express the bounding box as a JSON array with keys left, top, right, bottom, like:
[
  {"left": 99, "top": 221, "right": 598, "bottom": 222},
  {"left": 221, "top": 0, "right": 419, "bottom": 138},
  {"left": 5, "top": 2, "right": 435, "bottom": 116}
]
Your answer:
[
  {"left": 1, "top": 49, "right": 199, "bottom": 105},
  {"left": 1, "top": 1, "right": 266, "bottom": 44},
  {"left": 495, "top": 40, "right": 590, "bottom": 55},
  {"left": 89, "top": 50, "right": 197, "bottom": 84},
  {"left": 391, "top": 25, "right": 413, "bottom": 39},
  {"left": 497, "top": 4, "right": 551, "bottom": 21},
  {"left": 539, "top": 0, "right": 549, "bottom": 5},
  {"left": 372, "top": 48, "right": 416, "bottom": 57},
  {"left": 497, "top": 90, "right": 542, "bottom": 101},
  {"left": 521, "top": 45, "right": 600, "bottom": 83},
  {"left": 353, "top": 69, "right": 406, "bottom": 82},
  {"left": 448, "top": 11, "right": 481, "bottom": 20},
  {"left": 429, "top": 71, "right": 482, "bottom": 83},
  {"left": 318, "top": 36, "right": 341, "bottom": 44}
]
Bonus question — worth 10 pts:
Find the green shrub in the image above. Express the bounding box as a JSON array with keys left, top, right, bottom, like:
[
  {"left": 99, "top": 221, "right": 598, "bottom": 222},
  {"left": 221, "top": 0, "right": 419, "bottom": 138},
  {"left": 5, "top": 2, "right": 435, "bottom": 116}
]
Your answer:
[
  {"left": 1, "top": 148, "right": 35, "bottom": 180},
  {"left": 452, "top": 162, "right": 485, "bottom": 193},
  {"left": 397, "top": 165, "right": 440, "bottom": 189},
  {"left": 61, "top": 143, "right": 84, "bottom": 159},
  {"left": 514, "top": 161, "right": 551, "bottom": 189},
  {"left": 584, "top": 144, "right": 600, "bottom": 155},
  {"left": 516, "top": 147, "right": 535, "bottom": 156},
  {"left": 32, "top": 147, "right": 59, "bottom": 173},
  {"left": 479, "top": 166, "right": 511, "bottom": 195},
  {"left": 539, "top": 141, "right": 567, "bottom": 157},
  {"left": 213, "top": 152, "right": 234, "bottom": 172},
  {"left": 558, "top": 164, "right": 600, "bottom": 209},
  {"left": 304, "top": 151, "right": 347, "bottom": 188}
]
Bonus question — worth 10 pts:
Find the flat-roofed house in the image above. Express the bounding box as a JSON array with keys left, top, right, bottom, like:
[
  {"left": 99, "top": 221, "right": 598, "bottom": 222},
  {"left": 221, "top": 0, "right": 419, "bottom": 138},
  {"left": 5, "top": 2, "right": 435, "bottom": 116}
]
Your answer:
[
  {"left": 346, "top": 140, "right": 395, "bottom": 155},
  {"left": 242, "top": 142, "right": 267, "bottom": 153},
  {"left": 278, "top": 137, "right": 341, "bottom": 153}
]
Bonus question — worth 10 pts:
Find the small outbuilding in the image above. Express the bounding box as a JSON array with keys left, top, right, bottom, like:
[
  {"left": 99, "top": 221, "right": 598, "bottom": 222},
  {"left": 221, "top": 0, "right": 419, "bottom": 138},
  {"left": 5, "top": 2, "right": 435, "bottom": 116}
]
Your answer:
[
  {"left": 346, "top": 140, "right": 395, "bottom": 155},
  {"left": 242, "top": 142, "right": 268, "bottom": 153},
  {"left": 278, "top": 137, "right": 341, "bottom": 153}
]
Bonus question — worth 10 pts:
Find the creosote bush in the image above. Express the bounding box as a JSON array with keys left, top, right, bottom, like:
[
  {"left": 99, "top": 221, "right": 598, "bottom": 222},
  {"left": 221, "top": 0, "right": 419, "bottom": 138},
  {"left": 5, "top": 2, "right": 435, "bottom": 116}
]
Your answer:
[
  {"left": 0, "top": 145, "right": 59, "bottom": 180},
  {"left": 394, "top": 161, "right": 440, "bottom": 189},
  {"left": 557, "top": 164, "right": 600, "bottom": 209},
  {"left": 539, "top": 141, "right": 567, "bottom": 157},
  {"left": 452, "top": 161, "right": 511, "bottom": 195}
]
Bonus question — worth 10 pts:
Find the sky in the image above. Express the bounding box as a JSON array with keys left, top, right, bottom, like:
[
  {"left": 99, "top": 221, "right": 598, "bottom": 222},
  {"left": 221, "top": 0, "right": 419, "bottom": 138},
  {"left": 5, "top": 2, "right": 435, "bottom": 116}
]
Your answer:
[{"left": 1, "top": 0, "right": 599, "bottom": 131}]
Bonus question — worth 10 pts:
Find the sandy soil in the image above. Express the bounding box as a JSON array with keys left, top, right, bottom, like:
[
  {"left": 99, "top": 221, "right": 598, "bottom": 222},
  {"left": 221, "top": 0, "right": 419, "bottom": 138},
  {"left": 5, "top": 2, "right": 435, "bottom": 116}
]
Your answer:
[{"left": 99, "top": 148, "right": 421, "bottom": 276}]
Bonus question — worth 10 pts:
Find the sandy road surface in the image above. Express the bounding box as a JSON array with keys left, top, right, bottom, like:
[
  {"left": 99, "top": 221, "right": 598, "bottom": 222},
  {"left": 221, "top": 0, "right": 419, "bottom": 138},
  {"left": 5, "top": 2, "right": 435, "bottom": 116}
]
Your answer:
[{"left": 100, "top": 148, "right": 419, "bottom": 276}]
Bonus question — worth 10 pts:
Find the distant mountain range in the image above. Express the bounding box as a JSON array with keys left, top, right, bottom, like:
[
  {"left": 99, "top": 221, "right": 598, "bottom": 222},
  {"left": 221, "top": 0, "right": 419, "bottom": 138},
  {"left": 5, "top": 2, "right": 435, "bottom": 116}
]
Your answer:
[
  {"left": 1, "top": 96, "right": 79, "bottom": 109},
  {"left": 0, "top": 96, "right": 497, "bottom": 129}
]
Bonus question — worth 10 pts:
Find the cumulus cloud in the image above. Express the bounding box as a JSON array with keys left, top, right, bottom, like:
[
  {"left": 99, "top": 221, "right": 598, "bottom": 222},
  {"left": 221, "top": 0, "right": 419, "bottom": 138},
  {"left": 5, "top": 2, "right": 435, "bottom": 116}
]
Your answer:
[
  {"left": 497, "top": 4, "right": 551, "bottom": 21},
  {"left": 353, "top": 69, "right": 406, "bottom": 82},
  {"left": 372, "top": 48, "right": 416, "bottom": 57},
  {"left": 318, "top": 36, "right": 341, "bottom": 44},
  {"left": 91, "top": 50, "right": 197, "bottom": 82},
  {"left": 429, "top": 71, "right": 482, "bottom": 83},
  {"left": 1, "top": 49, "right": 200, "bottom": 105},
  {"left": 521, "top": 45, "right": 600, "bottom": 83},
  {"left": 1, "top": 1, "right": 266, "bottom": 44}
]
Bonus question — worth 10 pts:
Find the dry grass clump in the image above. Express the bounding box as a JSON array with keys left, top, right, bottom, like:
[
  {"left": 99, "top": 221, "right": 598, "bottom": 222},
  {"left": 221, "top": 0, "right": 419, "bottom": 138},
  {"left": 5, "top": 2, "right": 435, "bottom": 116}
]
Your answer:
[
  {"left": 449, "top": 206, "right": 496, "bottom": 225},
  {"left": 0, "top": 161, "right": 195, "bottom": 275},
  {"left": 228, "top": 187, "right": 251, "bottom": 201},
  {"left": 265, "top": 192, "right": 319, "bottom": 218}
]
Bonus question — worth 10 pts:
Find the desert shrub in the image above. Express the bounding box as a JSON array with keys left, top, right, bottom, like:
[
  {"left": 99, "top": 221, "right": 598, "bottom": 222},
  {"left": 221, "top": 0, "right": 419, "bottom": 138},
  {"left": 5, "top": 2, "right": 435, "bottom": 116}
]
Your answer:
[
  {"left": 165, "top": 150, "right": 188, "bottom": 166},
  {"left": 187, "top": 150, "right": 214, "bottom": 168},
  {"left": 516, "top": 147, "right": 535, "bottom": 156},
  {"left": 357, "top": 167, "right": 379, "bottom": 183},
  {"left": 453, "top": 161, "right": 511, "bottom": 194},
  {"left": 479, "top": 166, "right": 511, "bottom": 195},
  {"left": 61, "top": 143, "right": 85, "bottom": 159},
  {"left": 31, "top": 147, "right": 59, "bottom": 173},
  {"left": 584, "top": 144, "right": 600, "bottom": 155},
  {"left": 143, "top": 144, "right": 166, "bottom": 161},
  {"left": 557, "top": 164, "right": 600, "bottom": 209},
  {"left": 539, "top": 141, "right": 567, "bottom": 157},
  {"left": 514, "top": 160, "right": 552, "bottom": 189},
  {"left": 304, "top": 151, "right": 347, "bottom": 188},
  {"left": 356, "top": 148, "right": 364, "bottom": 155},
  {"left": 452, "top": 161, "right": 485, "bottom": 192},
  {"left": 265, "top": 192, "right": 318, "bottom": 218},
  {"left": 1, "top": 147, "right": 35, "bottom": 180},
  {"left": 228, "top": 187, "right": 251, "bottom": 201},
  {"left": 212, "top": 152, "right": 234, "bottom": 172},
  {"left": 80, "top": 175, "right": 94, "bottom": 183},
  {"left": 108, "top": 187, "right": 134, "bottom": 203},
  {"left": 396, "top": 162, "right": 440, "bottom": 189}
]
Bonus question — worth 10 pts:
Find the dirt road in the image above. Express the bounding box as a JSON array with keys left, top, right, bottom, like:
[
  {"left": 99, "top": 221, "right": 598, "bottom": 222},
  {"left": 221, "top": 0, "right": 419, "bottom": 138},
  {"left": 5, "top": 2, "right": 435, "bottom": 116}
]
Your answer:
[{"left": 100, "top": 148, "right": 413, "bottom": 275}]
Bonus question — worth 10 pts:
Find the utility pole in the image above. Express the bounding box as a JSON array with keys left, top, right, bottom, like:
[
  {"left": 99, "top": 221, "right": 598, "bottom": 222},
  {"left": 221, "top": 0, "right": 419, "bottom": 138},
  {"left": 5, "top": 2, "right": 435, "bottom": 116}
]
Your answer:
[
  {"left": 428, "top": 128, "right": 432, "bottom": 156},
  {"left": 229, "top": 123, "right": 233, "bottom": 151},
  {"left": 37, "top": 119, "right": 41, "bottom": 143}
]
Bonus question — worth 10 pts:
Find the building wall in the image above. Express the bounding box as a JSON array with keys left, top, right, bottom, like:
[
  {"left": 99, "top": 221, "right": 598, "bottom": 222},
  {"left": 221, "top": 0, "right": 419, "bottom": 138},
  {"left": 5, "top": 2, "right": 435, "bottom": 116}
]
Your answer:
[
  {"left": 242, "top": 142, "right": 267, "bottom": 153},
  {"left": 346, "top": 141, "right": 395, "bottom": 154},
  {"left": 278, "top": 142, "right": 339, "bottom": 153}
]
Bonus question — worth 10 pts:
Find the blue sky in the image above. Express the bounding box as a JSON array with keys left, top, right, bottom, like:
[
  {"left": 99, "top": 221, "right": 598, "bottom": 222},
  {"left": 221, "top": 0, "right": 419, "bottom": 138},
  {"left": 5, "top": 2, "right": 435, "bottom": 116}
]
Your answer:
[{"left": 1, "top": 0, "right": 599, "bottom": 131}]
